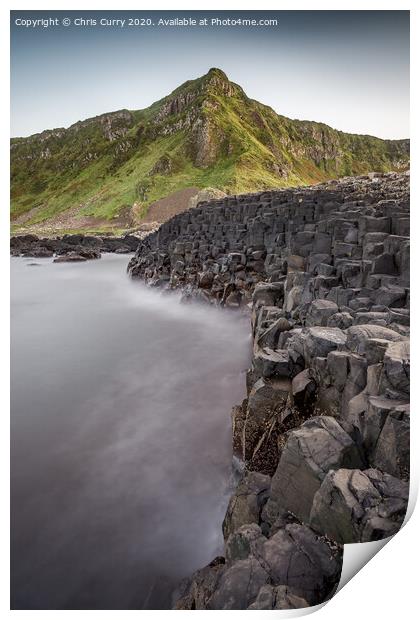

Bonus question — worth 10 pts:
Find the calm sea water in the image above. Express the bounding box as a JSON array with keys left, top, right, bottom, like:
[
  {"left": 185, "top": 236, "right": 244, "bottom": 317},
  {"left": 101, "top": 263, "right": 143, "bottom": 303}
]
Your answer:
[{"left": 10, "top": 254, "right": 250, "bottom": 610}]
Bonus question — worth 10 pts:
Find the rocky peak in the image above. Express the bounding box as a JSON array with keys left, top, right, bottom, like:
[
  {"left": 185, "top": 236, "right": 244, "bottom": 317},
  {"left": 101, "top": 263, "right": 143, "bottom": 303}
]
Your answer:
[
  {"left": 206, "top": 67, "right": 229, "bottom": 81},
  {"left": 201, "top": 67, "right": 240, "bottom": 98},
  {"left": 154, "top": 68, "right": 240, "bottom": 124},
  {"left": 11, "top": 69, "right": 410, "bottom": 231}
]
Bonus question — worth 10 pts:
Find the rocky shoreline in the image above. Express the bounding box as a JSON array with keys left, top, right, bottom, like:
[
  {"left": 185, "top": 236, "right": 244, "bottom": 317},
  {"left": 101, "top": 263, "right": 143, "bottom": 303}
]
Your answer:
[
  {"left": 127, "top": 172, "right": 410, "bottom": 610},
  {"left": 10, "top": 233, "right": 141, "bottom": 261}
]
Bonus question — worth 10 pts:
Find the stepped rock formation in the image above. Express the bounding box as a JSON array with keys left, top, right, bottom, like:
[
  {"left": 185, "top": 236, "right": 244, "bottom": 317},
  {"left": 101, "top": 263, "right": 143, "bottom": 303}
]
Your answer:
[
  {"left": 11, "top": 69, "right": 409, "bottom": 232},
  {"left": 128, "top": 171, "right": 410, "bottom": 610}
]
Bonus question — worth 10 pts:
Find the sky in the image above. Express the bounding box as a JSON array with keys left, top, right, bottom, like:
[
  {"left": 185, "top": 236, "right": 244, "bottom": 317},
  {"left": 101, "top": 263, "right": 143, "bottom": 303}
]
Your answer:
[{"left": 10, "top": 10, "right": 409, "bottom": 139}]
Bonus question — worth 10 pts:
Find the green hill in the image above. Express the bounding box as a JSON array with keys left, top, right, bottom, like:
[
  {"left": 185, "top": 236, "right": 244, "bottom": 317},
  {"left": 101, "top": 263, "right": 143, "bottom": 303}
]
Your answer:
[{"left": 10, "top": 68, "right": 409, "bottom": 233}]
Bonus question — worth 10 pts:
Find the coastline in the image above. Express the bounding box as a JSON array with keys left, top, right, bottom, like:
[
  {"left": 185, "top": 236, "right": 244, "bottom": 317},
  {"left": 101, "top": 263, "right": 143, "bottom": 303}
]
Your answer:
[
  {"left": 127, "top": 172, "right": 410, "bottom": 610},
  {"left": 10, "top": 171, "right": 410, "bottom": 610}
]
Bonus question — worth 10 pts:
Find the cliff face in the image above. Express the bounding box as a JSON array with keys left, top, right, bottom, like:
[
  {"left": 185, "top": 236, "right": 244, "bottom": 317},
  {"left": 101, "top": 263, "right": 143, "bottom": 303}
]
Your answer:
[
  {"left": 128, "top": 172, "right": 410, "bottom": 610},
  {"left": 11, "top": 68, "right": 409, "bottom": 231}
]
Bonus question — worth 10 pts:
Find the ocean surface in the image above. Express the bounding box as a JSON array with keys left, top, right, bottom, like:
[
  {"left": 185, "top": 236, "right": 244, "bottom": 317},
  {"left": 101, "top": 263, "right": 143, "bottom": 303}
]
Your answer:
[{"left": 10, "top": 254, "right": 250, "bottom": 609}]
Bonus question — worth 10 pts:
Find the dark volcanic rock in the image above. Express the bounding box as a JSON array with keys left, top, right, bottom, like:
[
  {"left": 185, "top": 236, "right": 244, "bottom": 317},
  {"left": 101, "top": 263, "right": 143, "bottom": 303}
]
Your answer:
[
  {"left": 264, "top": 416, "right": 365, "bottom": 525},
  {"left": 256, "top": 523, "right": 342, "bottom": 605},
  {"left": 173, "top": 556, "right": 226, "bottom": 610},
  {"left": 124, "top": 173, "right": 410, "bottom": 610},
  {"left": 176, "top": 523, "right": 342, "bottom": 609},
  {"left": 10, "top": 233, "right": 142, "bottom": 259},
  {"left": 309, "top": 468, "right": 408, "bottom": 543},
  {"left": 222, "top": 471, "right": 270, "bottom": 540},
  {"left": 53, "top": 253, "right": 88, "bottom": 263},
  {"left": 247, "top": 585, "right": 309, "bottom": 610},
  {"left": 205, "top": 557, "right": 269, "bottom": 609},
  {"left": 24, "top": 246, "right": 54, "bottom": 258}
]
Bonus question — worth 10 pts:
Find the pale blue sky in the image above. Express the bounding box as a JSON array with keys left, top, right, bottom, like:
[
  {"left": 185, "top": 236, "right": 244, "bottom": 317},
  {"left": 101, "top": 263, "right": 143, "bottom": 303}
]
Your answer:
[{"left": 11, "top": 10, "right": 409, "bottom": 139}]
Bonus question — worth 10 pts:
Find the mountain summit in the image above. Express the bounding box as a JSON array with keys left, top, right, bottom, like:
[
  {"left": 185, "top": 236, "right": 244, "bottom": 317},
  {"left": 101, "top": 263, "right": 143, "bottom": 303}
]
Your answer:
[{"left": 11, "top": 68, "right": 409, "bottom": 232}]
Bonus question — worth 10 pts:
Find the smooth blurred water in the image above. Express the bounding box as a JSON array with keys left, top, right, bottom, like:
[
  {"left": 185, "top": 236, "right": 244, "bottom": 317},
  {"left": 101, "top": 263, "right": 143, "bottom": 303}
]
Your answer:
[{"left": 10, "top": 254, "right": 250, "bottom": 610}]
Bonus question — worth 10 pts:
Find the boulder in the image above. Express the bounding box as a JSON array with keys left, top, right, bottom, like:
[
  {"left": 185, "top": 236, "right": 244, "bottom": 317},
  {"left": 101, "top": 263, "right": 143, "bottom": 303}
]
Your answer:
[
  {"left": 308, "top": 253, "right": 332, "bottom": 273},
  {"left": 62, "top": 234, "right": 83, "bottom": 245},
  {"left": 265, "top": 416, "right": 365, "bottom": 524},
  {"left": 320, "top": 350, "right": 367, "bottom": 414},
  {"left": 10, "top": 234, "right": 39, "bottom": 248},
  {"left": 346, "top": 324, "right": 405, "bottom": 354},
  {"left": 222, "top": 471, "right": 270, "bottom": 540},
  {"left": 285, "top": 285, "right": 304, "bottom": 313},
  {"left": 309, "top": 468, "right": 408, "bottom": 543},
  {"left": 348, "top": 395, "right": 409, "bottom": 478},
  {"left": 53, "top": 253, "right": 87, "bottom": 263},
  {"left": 287, "top": 255, "right": 306, "bottom": 272},
  {"left": 188, "top": 187, "right": 227, "bottom": 209},
  {"left": 372, "top": 253, "right": 398, "bottom": 275},
  {"left": 225, "top": 524, "right": 264, "bottom": 563},
  {"left": 380, "top": 340, "right": 410, "bottom": 397},
  {"left": 257, "top": 523, "right": 342, "bottom": 605},
  {"left": 387, "top": 307, "right": 410, "bottom": 327},
  {"left": 364, "top": 338, "right": 391, "bottom": 365},
  {"left": 287, "top": 327, "right": 347, "bottom": 365},
  {"left": 372, "top": 405, "right": 410, "bottom": 479},
  {"left": 24, "top": 246, "right": 54, "bottom": 258},
  {"left": 173, "top": 557, "right": 226, "bottom": 610},
  {"left": 225, "top": 290, "right": 242, "bottom": 308},
  {"left": 180, "top": 523, "right": 341, "bottom": 610},
  {"left": 327, "top": 311, "right": 354, "bottom": 329},
  {"left": 306, "top": 299, "right": 339, "bottom": 326},
  {"left": 252, "top": 282, "right": 284, "bottom": 307},
  {"left": 197, "top": 271, "right": 214, "bottom": 289},
  {"left": 376, "top": 285, "right": 407, "bottom": 308},
  {"left": 207, "top": 557, "right": 269, "bottom": 610},
  {"left": 354, "top": 311, "right": 388, "bottom": 326},
  {"left": 291, "top": 369, "right": 317, "bottom": 414},
  {"left": 256, "top": 317, "right": 292, "bottom": 349},
  {"left": 252, "top": 347, "right": 290, "bottom": 379},
  {"left": 247, "top": 585, "right": 309, "bottom": 610},
  {"left": 77, "top": 246, "right": 101, "bottom": 259}
]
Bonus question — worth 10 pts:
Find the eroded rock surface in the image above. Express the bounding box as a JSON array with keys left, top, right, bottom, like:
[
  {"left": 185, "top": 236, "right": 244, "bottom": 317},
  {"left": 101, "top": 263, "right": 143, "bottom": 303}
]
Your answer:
[{"left": 309, "top": 468, "right": 409, "bottom": 543}]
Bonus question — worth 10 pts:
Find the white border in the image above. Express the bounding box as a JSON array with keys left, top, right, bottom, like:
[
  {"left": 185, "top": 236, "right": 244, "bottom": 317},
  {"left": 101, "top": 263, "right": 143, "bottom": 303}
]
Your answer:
[{"left": 2, "top": 1, "right": 418, "bottom": 618}]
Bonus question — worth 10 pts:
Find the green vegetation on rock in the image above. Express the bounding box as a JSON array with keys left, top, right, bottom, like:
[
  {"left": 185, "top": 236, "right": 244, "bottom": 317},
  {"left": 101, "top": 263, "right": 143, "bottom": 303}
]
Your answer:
[{"left": 11, "top": 67, "right": 409, "bottom": 232}]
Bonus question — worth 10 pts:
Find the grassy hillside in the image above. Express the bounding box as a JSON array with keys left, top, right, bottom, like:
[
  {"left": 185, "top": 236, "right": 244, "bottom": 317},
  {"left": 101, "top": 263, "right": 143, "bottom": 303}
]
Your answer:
[{"left": 10, "top": 68, "right": 409, "bottom": 232}]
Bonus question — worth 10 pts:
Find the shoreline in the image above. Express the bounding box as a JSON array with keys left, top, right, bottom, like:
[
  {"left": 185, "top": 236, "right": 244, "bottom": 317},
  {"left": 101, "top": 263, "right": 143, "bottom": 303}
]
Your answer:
[
  {"left": 128, "top": 172, "right": 410, "bottom": 610},
  {"left": 10, "top": 171, "right": 410, "bottom": 610},
  {"left": 10, "top": 233, "right": 141, "bottom": 261}
]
